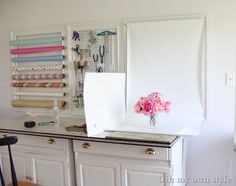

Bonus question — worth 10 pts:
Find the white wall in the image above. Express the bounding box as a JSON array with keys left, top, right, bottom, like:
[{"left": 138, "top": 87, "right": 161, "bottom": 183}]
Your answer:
[{"left": 0, "top": 0, "right": 236, "bottom": 185}]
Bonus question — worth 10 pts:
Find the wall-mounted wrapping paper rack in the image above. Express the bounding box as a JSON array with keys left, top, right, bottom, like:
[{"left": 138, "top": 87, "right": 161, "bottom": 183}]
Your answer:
[{"left": 10, "top": 26, "right": 69, "bottom": 114}]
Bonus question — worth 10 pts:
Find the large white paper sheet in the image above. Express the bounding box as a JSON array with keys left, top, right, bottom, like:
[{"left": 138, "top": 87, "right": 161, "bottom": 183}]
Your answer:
[
  {"left": 84, "top": 73, "right": 126, "bottom": 136},
  {"left": 125, "top": 17, "right": 206, "bottom": 132}
]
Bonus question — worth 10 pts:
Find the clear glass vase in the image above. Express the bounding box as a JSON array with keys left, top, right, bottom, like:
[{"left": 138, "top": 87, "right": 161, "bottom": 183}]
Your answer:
[{"left": 149, "top": 115, "right": 156, "bottom": 127}]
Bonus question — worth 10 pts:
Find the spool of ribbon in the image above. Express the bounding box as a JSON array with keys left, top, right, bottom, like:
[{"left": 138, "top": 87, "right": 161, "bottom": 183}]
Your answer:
[
  {"left": 12, "top": 73, "right": 65, "bottom": 80},
  {"left": 11, "top": 64, "right": 65, "bottom": 71},
  {"left": 11, "top": 82, "right": 65, "bottom": 88},
  {"left": 11, "top": 46, "right": 64, "bottom": 55}
]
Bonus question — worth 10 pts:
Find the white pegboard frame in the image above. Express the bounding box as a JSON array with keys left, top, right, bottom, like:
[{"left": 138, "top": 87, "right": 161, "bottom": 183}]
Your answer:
[
  {"left": 9, "top": 25, "right": 72, "bottom": 116},
  {"left": 68, "top": 21, "right": 126, "bottom": 116}
]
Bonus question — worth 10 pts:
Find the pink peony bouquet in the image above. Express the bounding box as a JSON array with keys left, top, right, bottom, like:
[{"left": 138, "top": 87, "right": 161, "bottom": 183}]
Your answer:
[{"left": 134, "top": 92, "right": 171, "bottom": 126}]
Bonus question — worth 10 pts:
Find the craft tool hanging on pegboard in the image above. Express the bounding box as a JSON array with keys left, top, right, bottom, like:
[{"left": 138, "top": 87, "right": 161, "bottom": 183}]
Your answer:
[
  {"left": 72, "top": 60, "right": 88, "bottom": 108},
  {"left": 72, "top": 31, "right": 80, "bottom": 41},
  {"left": 97, "top": 30, "right": 117, "bottom": 71},
  {"left": 99, "top": 45, "right": 105, "bottom": 63}
]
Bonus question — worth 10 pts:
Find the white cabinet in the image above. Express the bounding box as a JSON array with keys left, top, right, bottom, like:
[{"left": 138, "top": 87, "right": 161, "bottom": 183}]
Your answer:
[
  {"left": 29, "top": 153, "right": 69, "bottom": 186},
  {"left": 75, "top": 155, "right": 121, "bottom": 186},
  {"left": 0, "top": 133, "right": 183, "bottom": 186},
  {"left": 73, "top": 138, "right": 184, "bottom": 186},
  {"left": 0, "top": 150, "right": 28, "bottom": 184},
  {"left": 0, "top": 133, "right": 75, "bottom": 186},
  {"left": 121, "top": 164, "right": 171, "bottom": 186}
]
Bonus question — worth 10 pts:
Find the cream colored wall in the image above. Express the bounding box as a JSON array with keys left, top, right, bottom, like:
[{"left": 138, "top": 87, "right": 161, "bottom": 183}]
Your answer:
[{"left": 0, "top": 0, "right": 236, "bottom": 185}]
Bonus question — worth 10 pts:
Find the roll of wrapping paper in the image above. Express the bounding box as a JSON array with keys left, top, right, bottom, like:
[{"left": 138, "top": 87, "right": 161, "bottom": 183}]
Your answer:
[
  {"left": 12, "top": 73, "right": 65, "bottom": 80},
  {"left": 11, "top": 55, "right": 65, "bottom": 62},
  {"left": 9, "top": 37, "right": 64, "bottom": 46},
  {"left": 12, "top": 92, "right": 65, "bottom": 97},
  {"left": 11, "top": 82, "right": 65, "bottom": 88},
  {"left": 11, "top": 46, "right": 64, "bottom": 55},
  {"left": 11, "top": 100, "right": 66, "bottom": 109},
  {"left": 11, "top": 64, "right": 65, "bottom": 71}
]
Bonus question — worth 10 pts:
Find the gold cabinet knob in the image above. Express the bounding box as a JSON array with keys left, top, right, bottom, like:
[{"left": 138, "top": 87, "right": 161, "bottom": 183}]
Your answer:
[
  {"left": 82, "top": 142, "right": 91, "bottom": 149},
  {"left": 145, "top": 148, "right": 156, "bottom": 155},
  {"left": 25, "top": 176, "right": 32, "bottom": 181},
  {"left": 47, "top": 138, "right": 56, "bottom": 144}
]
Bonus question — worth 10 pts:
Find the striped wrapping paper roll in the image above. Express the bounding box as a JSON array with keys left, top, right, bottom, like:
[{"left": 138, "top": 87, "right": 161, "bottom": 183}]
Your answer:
[
  {"left": 12, "top": 73, "right": 65, "bottom": 80},
  {"left": 11, "top": 82, "right": 65, "bottom": 88},
  {"left": 11, "top": 64, "right": 65, "bottom": 71}
]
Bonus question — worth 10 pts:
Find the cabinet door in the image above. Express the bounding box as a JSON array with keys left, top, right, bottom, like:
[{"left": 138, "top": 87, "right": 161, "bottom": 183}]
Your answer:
[
  {"left": 0, "top": 150, "right": 28, "bottom": 184},
  {"left": 75, "top": 155, "right": 121, "bottom": 186},
  {"left": 122, "top": 164, "right": 171, "bottom": 186},
  {"left": 29, "top": 154, "right": 68, "bottom": 186}
]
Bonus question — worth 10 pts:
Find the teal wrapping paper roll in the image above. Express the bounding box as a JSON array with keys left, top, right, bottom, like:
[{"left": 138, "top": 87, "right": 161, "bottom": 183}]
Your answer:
[
  {"left": 11, "top": 55, "right": 65, "bottom": 62},
  {"left": 9, "top": 37, "right": 64, "bottom": 46}
]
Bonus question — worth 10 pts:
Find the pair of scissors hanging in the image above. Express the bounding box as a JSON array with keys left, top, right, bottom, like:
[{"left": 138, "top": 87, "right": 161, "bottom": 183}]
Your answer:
[{"left": 72, "top": 44, "right": 81, "bottom": 56}]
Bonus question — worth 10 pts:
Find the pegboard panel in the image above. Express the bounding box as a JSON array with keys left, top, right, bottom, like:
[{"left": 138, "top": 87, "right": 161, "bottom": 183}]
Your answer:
[{"left": 69, "top": 22, "right": 124, "bottom": 115}]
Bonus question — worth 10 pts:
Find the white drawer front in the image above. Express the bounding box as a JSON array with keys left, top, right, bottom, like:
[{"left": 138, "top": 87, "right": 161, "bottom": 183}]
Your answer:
[
  {"left": 73, "top": 140, "right": 169, "bottom": 161},
  {"left": 0, "top": 133, "right": 67, "bottom": 150}
]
